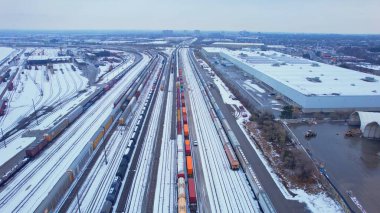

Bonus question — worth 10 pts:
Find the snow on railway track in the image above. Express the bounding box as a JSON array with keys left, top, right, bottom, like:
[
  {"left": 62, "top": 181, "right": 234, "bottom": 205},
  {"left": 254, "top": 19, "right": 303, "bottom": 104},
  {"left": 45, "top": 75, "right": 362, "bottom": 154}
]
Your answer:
[
  {"left": 0, "top": 54, "right": 151, "bottom": 212},
  {"left": 0, "top": 63, "right": 91, "bottom": 159},
  {"left": 67, "top": 62, "right": 159, "bottom": 213},
  {"left": 181, "top": 48, "right": 260, "bottom": 213},
  {"left": 0, "top": 63, "right": 87, "bottom": 133},
  {"left": 153, "top": 72, "right": 176, "bottom": 213},
  {"left": 124, "top": 63, "right": 165, "bottom": 213}
]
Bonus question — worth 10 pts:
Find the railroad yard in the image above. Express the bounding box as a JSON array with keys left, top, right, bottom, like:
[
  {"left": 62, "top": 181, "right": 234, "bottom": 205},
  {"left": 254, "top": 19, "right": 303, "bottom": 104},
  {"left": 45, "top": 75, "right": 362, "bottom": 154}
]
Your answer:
[{"left": 0, "top": 36, "right": 344, "bottom": 213}]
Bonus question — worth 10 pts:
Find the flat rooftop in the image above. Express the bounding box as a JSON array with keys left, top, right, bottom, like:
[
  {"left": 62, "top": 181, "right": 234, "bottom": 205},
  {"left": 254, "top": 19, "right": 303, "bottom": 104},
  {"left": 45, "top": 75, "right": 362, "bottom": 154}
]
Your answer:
[{"left": 204, "top": 47, "right": 380, "bottom": 97}]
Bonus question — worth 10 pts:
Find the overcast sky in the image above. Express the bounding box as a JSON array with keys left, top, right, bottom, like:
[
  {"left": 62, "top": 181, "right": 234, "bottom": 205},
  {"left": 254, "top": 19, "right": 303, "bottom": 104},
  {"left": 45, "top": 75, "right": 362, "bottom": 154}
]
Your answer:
[{"left": 1, "top": 0, "right": 379, "bottom": 34}]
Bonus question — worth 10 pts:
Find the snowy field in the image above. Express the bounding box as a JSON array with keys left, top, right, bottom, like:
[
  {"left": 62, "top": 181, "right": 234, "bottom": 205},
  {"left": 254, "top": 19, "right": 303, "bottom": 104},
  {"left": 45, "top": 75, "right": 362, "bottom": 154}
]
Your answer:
[
  {"left": 243, "top": 80, "right": 265, "bottom": 93},
  {"left": 98, "top": 54, "right": 135, "bottom": 83},
  {"left": 162, "top": 47, "right": 175, "bottom": 56},
  {"left": 203, "top": 54, "right": 342, "bottom": 212},
  {"left": 138, "top": 40, "right": 167, "bottom": 45},
  {"left": 0, "top": 47, "right": 15, "bottom": 62},
  {"left": 357, "top": 63, "right": 380, "bottom": 71},
  {"left": 97, "top": 54, "right": 135, "bottom": 83},
  {"left": 0, "top": 54, "right": 151, "bottom": 212},
  {"left": 212, "top": 42, "right": 265, "bottom": 46},
  {"left": 0, "top": 63, "right": 91, "bottom": 165}
]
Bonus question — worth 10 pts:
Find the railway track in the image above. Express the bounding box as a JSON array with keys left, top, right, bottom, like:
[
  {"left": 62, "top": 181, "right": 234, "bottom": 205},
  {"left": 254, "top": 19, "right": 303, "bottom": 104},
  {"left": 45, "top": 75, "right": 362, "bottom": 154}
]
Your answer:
[
  {"left": 181, "top": 48, "right": 259, "bottom": 212},
  {"left": 83, "top": 74, "right": 152, "bottom": 212},
  {"left": 153, "top": 72, "right": 176, "bottom": 213},
  {"left": 0, "top": 88, "right": 115, "bottom": 208},
  {"left": 116, "top": 55, "right": 165, "bottom": 212},
  {"left": 0, "top": 55, "right": 150, "bottom": 212},
  {"left": 72, "top": 74, "right": 155, "bottom": 212}
]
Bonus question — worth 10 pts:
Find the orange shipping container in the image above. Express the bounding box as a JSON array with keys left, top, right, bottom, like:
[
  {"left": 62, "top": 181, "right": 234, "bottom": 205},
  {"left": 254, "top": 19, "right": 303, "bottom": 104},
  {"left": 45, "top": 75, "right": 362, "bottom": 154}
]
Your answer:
[
  {"left": 186, "top": 156, "right": 193, "bottom": 176},
  {"left": 185, "top": 140, "right": 190, "bottom": 146},
  {"left": 182, "top": 107, "right": 186, "bottom": 115},
  {"left": 184, "top": 124, "right": 189, "bottom": 137}
]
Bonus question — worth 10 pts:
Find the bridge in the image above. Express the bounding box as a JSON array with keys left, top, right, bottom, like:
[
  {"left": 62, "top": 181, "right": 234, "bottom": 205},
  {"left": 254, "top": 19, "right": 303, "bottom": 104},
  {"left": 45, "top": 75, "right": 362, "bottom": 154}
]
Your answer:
[{"left": 349, "top": 111, "right": 380, "bottom": 139}]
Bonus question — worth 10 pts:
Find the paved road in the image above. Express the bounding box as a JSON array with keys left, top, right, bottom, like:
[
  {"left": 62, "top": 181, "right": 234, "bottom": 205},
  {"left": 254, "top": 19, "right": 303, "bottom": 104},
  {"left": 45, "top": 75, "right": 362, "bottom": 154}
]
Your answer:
[{"left": 203, "top": 53, "right": 285, "bottom": 118}]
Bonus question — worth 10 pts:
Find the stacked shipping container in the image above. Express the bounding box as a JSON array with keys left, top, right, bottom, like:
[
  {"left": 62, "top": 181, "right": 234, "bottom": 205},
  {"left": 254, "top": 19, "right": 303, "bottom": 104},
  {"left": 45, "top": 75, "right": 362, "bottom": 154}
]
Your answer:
[{"left": 176, "top": 67, "right": 197, "bottom": 213}]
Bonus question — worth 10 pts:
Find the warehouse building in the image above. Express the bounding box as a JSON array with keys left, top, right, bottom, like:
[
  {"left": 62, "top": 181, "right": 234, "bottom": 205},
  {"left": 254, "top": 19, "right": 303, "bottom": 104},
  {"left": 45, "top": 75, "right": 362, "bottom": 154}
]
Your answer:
[
  {"left": 27, "top": 56, "right": 71, "bottom": 65},
  {"left": 204, "top": 47, "right": 380, "bottom": 112}
]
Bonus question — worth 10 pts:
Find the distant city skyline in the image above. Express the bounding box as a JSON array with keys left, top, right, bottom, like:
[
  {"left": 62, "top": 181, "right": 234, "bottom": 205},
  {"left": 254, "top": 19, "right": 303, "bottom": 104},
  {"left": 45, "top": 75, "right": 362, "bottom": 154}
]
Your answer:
[{"left": 1, "top": 0, "right": 379, "bottom": 34}]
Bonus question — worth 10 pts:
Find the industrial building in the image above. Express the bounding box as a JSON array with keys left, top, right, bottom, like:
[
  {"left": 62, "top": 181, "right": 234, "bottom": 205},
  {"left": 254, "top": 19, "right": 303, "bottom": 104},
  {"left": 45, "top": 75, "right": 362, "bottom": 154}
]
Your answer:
[
  {"left": 27, "top": 56, "right": 71, "bottom": 65},
  {"left": 204, "top": 47, "right": 380, "bottom": 112}
]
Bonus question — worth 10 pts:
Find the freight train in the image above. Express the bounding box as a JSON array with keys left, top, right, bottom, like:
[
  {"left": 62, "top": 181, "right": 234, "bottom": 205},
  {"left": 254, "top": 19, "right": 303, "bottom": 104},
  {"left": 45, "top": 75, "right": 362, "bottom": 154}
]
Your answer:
[
  {"left": 0, "top": 53, "right": 146, "bottom": 188},
  {"left": 38, "top": 55, "right": 161, "bottom": 212},
  {"left": 100, "top": 56, "right": 164, "bottom": 213},
  {"left": 0, "top": 68, "right": 18, "bottom": 106},
  {"left": 0, "top": 100, "right": 7, "bottom": 116},
  {"left": 176, "top": 64, "right": 198, "bottom": 213},
  {"left": 188, "top": 50, "right": 277, "bottom": 213}
]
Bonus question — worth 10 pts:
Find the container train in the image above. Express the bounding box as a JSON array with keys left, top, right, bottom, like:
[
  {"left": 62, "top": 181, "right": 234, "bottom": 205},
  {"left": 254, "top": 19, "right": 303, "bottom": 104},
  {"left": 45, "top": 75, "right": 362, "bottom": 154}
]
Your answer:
[
  {"left": 176, "top": 65, "right": 198, "bottom": 213},
  {"left": 188, "top": 50, "right": 277, "bottom": 213}
]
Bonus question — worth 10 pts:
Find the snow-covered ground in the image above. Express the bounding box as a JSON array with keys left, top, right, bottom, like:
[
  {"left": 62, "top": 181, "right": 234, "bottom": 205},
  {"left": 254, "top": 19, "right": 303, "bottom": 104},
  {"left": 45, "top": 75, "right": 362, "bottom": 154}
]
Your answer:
[
  {"left": 0, "top": 63, "right": 91, "bottom": 166},
  {"left": 125, "top": 61, "right": 164, "bottom": 212},
  {"left": 162, "top": 48, "right": 175, "bottom": 56},
  {"left": 0, "top": 54, "right": 151, "bottom": 212},
  {"left": 357, "top": 63, "right": 380, "bottom": 71},
  {"left": 212, "top": 42, "right": 265, "bottom": 46},
  {"left": 68, "top": 59, "right": 157, "bottom": 212},
  {"left": 205, "top": 55, "right": 342, "bottom": 212},
  {"left": 153, "top": 73, "right": 176, "bottom": 213},
  {"left": 243, "top": 80, "right": 266, "bottom": 93},
  {"left": 0, "top": 47, "right": 15, "bottom": 62},
  {"left": 138, "top": 40, "right": 167, "bottom": 45},
  {"left": 98, "top": 54, "right": 135, "bottom": 83},
  {"left": 181, "top": 48, "right": 260, "bottom": 213},
  {"left": 100, "top": 40, "right": 134, "bottom": 44}
]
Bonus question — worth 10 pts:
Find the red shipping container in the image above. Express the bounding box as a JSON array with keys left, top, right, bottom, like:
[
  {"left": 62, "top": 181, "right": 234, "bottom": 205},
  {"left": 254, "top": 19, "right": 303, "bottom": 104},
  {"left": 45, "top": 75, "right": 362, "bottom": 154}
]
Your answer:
[
  {"left": 185, "top": 144, "right": 191, "bottom": 156},
  {"left": 188, "top": 178, "right": 197, "bottom": 204},
  {"left": 177, "top": 121, "right": 182, "bottom": 134}
]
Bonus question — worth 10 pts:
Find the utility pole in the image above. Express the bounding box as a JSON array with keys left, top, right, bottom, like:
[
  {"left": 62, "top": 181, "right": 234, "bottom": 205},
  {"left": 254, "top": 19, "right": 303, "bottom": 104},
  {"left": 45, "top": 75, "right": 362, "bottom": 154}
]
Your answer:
[
  {"left": 32, "top": 99, "right": 39, "bottom": 125},
  {"left": 1, "top": 128, "right": 6, "bottom": 148}
]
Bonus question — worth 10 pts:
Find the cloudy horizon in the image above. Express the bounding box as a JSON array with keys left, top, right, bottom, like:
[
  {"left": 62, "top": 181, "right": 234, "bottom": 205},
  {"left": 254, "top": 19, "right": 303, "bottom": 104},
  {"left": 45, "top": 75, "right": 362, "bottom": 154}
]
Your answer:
[{"left": 1, "top": 0, "right": 379, "bottom": 34}]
